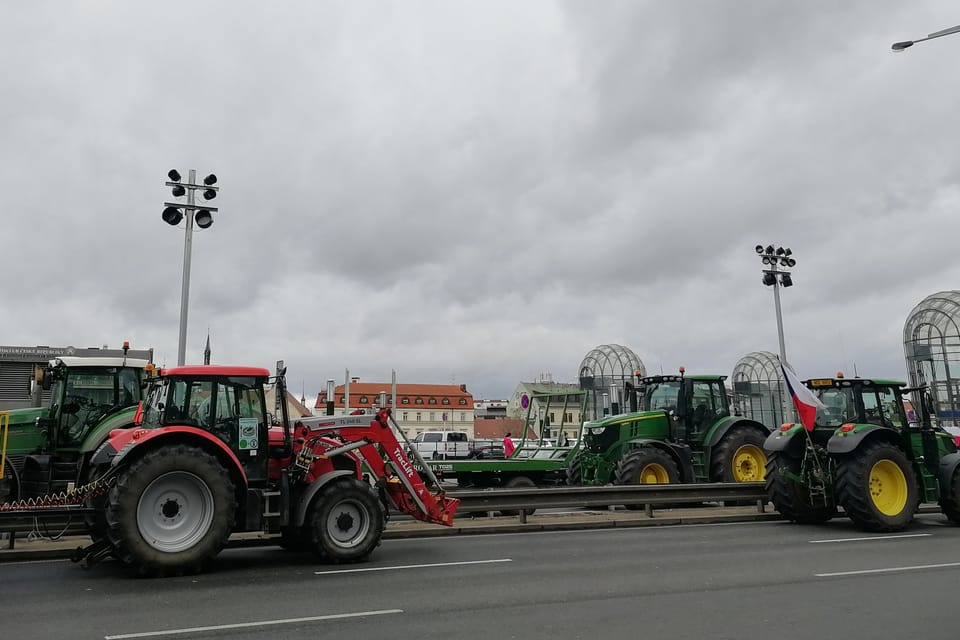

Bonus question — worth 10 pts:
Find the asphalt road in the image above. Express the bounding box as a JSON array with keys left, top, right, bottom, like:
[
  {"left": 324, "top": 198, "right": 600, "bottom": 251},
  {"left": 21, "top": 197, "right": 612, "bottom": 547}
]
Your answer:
[{"left": 4, "top": 514, "right": 960, "bottom": 639}]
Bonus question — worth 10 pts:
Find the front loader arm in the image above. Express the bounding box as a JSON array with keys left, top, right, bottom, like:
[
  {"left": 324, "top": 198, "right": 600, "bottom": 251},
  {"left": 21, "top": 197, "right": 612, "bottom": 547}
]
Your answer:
[{"left": 298, "top": 409, "right": 459, "bottom": 526}]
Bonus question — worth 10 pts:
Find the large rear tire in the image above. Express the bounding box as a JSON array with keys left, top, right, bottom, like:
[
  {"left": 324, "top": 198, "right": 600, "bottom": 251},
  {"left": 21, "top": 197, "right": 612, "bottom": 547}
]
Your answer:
[
  {"left": 105, "top": 445, "right": 236, "bottom": 576},
  {"left": 499, "top": 475, "right": 537, "bottom": 516},
  {"left": 309, "top": 477, "right": 385, "bottom": 563},
  {"left": 765, "top": 451, "right": 835, "bottom": 524},
  {"left": 836, "top": 440, "right": 918, "bottom": 532},
  {"left": 712, "top": 428, "right": 768, "bottom": 483},
  {"left": 615, "top": 448, "right": 681, "bottom": 510}
]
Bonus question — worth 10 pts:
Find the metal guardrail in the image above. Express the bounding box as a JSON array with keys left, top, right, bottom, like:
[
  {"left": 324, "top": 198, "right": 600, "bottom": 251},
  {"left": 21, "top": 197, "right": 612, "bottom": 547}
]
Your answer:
[
  {"left": 445, "top": 482, "right": 768, "bottom": 522},
  {"left": 0, "top": 483, "right": 767, "bottom": 547}
]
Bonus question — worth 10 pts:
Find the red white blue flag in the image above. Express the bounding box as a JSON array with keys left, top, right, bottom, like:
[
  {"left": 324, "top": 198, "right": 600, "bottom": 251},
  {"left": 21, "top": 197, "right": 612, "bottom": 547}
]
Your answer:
[{"left": 780, "top": 361, "right": 826, "bottom": 431}]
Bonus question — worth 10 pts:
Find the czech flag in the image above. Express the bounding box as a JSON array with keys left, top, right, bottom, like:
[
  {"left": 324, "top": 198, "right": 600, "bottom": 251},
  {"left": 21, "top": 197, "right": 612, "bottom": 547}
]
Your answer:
[{"left": 780, "top": 361, "right": 826, "bottom": 431}]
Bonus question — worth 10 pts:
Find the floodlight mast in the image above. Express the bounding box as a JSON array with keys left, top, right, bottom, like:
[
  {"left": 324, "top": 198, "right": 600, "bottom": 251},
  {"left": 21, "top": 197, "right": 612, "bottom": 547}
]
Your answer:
[
  {"left": 162, "top": 169, "right": 220, "bottom": 366},
  {"left": 755, "top": 244, "right": 798, "bottom": 422}
]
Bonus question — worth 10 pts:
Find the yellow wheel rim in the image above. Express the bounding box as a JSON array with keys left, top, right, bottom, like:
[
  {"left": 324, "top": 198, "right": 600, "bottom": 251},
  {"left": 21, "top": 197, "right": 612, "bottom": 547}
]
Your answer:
[
  {"left": 639, "top": 463, "right": 670, "bottom": 484},
  {"left": 732, "top": 445, "right": 766, "bottom": 482},
  {"left": 869, "top": 459, "right": 908, "bottom": 516}
]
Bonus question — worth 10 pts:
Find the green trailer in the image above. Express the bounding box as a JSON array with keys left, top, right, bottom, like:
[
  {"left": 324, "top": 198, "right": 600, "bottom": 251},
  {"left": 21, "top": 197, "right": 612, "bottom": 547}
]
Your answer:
[
  {"left": 425, "top": 390, "right": 588, "bottom": 493},
  {"left": 569, "top": 371, "right": 771, "bottom": 491},
  {"left": 0, "top": 353, "right": 151, "bottom": 503},
  {"left": 765, "top": 375, "right": 960, "bottom": 531}
]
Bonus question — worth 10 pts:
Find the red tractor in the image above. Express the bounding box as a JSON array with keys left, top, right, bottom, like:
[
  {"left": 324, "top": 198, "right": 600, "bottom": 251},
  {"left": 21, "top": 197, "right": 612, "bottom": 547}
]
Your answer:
[{"left": 81, "top": 364, "right": 458, "bottom": 576}]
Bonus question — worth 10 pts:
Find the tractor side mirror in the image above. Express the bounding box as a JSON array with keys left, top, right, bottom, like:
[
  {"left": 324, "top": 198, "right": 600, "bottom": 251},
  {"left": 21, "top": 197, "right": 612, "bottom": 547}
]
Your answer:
[{"left": 38, "top": 367, "right": 52, "bottom": 391}]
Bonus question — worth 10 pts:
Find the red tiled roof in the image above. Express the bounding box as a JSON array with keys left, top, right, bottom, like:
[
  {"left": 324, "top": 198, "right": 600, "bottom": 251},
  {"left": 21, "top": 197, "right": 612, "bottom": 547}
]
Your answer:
[{"left": 315, "top": 382, "right": 474, "bottom": 410}]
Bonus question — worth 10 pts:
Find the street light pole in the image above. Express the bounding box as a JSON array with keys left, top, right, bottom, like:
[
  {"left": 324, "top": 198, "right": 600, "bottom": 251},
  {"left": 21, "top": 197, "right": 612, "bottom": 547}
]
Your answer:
[
  {"left": 755, "top": 244, "right": 797, "bottom": 422},
  {"left": 177, "top": 169, "right": 197, "bottom": 367},
  {"left": 163, "top": 169, "right": 220, "bottom": 366}
]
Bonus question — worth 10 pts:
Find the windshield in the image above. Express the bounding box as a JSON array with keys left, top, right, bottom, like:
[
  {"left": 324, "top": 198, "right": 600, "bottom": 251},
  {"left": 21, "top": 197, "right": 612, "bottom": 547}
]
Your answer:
[
  {"left": 642, "top": 381, "right": 682, "bottom": 412},
  {"left": 56, "top": 367, "right": 142, "bottom": 447},
  {"left": 813, "top": 385, "right": 906, "bottom": 429}
]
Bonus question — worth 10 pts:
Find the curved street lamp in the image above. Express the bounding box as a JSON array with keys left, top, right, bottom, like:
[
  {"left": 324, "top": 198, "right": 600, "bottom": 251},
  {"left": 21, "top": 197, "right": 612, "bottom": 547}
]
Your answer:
[{"left": 892, "top": 24, "right": 960, "bottom": 51}]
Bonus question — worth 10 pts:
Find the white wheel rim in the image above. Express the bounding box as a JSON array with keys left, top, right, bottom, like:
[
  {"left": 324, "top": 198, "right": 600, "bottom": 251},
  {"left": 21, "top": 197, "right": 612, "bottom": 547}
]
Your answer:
[
  {"left": 326, "top": 499, "right": 371, "bottom": 548},
  {"left": 137, "top": 471, "right": 215, "bottom": 553}
]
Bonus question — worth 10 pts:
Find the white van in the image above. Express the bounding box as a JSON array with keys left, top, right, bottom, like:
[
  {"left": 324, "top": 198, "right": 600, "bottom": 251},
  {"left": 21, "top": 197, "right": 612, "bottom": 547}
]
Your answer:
[{"left": 411, "top": 431, "right": 470, "bottom": 459}]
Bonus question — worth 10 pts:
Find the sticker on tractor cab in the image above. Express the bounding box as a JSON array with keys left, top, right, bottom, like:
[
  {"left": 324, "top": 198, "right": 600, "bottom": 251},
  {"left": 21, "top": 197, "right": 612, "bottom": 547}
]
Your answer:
[
  {"left": 808, "top": 379, "right": 834, "bottom": 387},
  {"left": 238, "top": 418, "right": 259, "bottom": 450}
]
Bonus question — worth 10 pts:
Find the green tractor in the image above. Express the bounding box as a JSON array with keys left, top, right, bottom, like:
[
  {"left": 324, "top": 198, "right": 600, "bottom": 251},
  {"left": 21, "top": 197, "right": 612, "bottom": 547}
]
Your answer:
[
  {"left": 764, "top": 376, "right": 960, "bottom": 531},
  {"left": 569, "top": 370, "right": 770, "bottom": 491},
  {"left": 0, "top": 352, "right": 151, "bottom": 503}
]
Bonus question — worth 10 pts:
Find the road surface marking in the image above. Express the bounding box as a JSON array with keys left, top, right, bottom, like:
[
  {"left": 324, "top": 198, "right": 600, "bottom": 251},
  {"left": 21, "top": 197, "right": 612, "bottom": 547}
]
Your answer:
[
  {"left": 809, "top": 533, "right": 931, "bottom": 544},
  {"left": 104, "top": 609, "right": 403, "bottom": 639},
  {"left": 816, "top": 561, "right": 960, "bottom": 577},
  {"left": 315, "top": 558, "right": 512, "bottom": 575}
]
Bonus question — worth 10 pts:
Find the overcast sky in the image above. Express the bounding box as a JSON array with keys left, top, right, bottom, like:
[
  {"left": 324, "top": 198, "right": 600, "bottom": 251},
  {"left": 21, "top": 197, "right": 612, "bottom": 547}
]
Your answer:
[{"left": 2, "top": 2, "right": 959, "bottom": 401}]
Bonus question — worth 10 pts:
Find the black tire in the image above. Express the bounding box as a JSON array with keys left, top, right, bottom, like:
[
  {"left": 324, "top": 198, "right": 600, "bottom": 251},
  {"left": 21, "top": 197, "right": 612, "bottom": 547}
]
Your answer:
[
  {"left": 615, "top": 448, "right": 681, "bottom": 510},
  {"left": 836, "top": 440, "right": 918, "bottom": 532},
  {"left": 105, "top": 445, "right": 236, "bottom": 577},
  {"left": 0, "top": 458, "right": 18, "bottom": 504},
  {"left": 765, "top": 451, "right": 835, "bottom": 524},
  {"left": 711, "top": 428, "right": 768, "bottom": 483},
  {"left": 939, "top": 466, "right": 960, "bottom": 524},
  {"left": 82, "top": 464, "right": 111, "bottom": 545},
  {"left": 499, "top": 475, "right": 537, "bottom": 516},
  {"left": 566, "top": 453, "right": 583, "bottom": 486},
  {"left": 309, "top": 477, "right": 385, "bottom": 563}
]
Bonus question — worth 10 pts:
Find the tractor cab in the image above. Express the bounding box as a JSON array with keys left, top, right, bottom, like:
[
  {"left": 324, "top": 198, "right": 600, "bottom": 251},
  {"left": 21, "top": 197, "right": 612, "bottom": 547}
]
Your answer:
[
  {"left": 638, "top": 373, "right": 730, "bottom": 443},
  {"left": 806, "top": 377, "right": 908, "bottom": 430},
  {"left": 43, "top": 357, "right": 149, "bottom": 450},
  {"left": 139, "top": 365, "right": 271, "bottom": 483}
]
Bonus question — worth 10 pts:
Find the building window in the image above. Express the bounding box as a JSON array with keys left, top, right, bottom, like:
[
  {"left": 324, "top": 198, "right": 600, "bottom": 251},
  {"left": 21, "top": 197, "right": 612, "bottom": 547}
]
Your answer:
[
  {"left": 428, "top": 397, "right": 438, "bottom": 405},
  {"left": 415, "top": 397, "right": 424, "bottom": 405},
  {"left": 416, "top": 412, "right": 422, "bottom": 421},
  {"left": 549, "top": 412, "right": 555, "bottom": 423},
  {"left": 359, "top": 396, "right": 368, "bottom": 404},
  {"left": 401, "top": 397, "right": 410, "bottom": 405},
  {"left": 442, "top": 398, "right": 450, "bottom": 405},
  {"left": 458, "top": 398, "right": 467, "bottom": 405},
  {"left": 460, "top": 412, "right": 465, "bottom": 422},
  {"left": 339, "top": 396, "right": 346, "bottom": 403},
  {"left": 564, "top": 413, "right": 572, "bottom": 422},
  {"left": 429, "top": 412, "right": 435, "bottom": 421},
  {"left": 402, "top": 412, "right": 408, "bottom": 421}
]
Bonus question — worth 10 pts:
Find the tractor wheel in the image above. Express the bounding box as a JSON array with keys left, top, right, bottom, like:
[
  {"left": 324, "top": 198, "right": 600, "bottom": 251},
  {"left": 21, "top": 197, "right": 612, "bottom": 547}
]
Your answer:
[
  {"left": 499, "top": 475, "right": 537, "bottom": 516},
  {"left": 0, "top": 458, "right": 18, "bottom": 504},
  {"left": 82, "top": 465, "right": 112, "bottom": 547},
  {"left": 105, "top": 445, "right": 236, "bottom": 576},
  {"left": 939, "top": 466, "right": 960, "bottom": 524},
  {"left": 712, "top": 428, "right": 768, "bottom": 483},
  {"left": 615, "top": 448, "right": 681, "bottom": 510},
  {"left": 836, "top": 440, "right": 918, "bottom": 532},
  {"left": 309, "top": 477, "right": 385, "bottom": 563},
  {"left": 566, "top": 453, "right": 583, "bottom": 485},
  {"left": 765, "top": 451, "right": 835, "bottom": 524}
]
